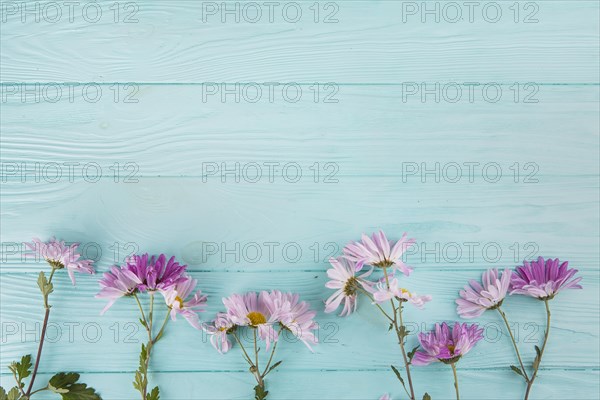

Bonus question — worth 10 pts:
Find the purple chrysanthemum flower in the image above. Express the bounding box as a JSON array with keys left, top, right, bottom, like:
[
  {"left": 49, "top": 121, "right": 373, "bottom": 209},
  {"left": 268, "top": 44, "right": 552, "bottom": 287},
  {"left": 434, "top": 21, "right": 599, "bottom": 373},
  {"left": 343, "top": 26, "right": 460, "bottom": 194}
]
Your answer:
[
  {"left": 223, "top": 291, "right": 285, "bottom": 351},
  {"left": 510, "top": 257, "right": 582, "bottom": 300},
  {"left": 372, "top": 277, "right": 432, "bottom": 309},
  {"left": 126, "top": 253, "right": 188, "bottom": 292},
  {"left": 324, "top": 257, "right": 373, "bottom": 316},
  {"left": 160, "top": 276, "right": 207, "bottom": 330},
  {"left": 456, "top": 268, "right": 511, "bottom": 319},
  {"left": 96, "top": 265, "right": 143, "bottom": 314},
  {"left": 343, "top": 230, "right": 415, "bottom": 275},
  {"left": 265, "top": 290, "right": 319, "bottom": 352},
  {"left": 204, "top": 313, "right": 234, "bottom": 354},
  {"left": 26, "top": 237, "right": 95, "bottom": 285},
  {"left": 412, "top": 322, "right": 484, "bottom": 366}
]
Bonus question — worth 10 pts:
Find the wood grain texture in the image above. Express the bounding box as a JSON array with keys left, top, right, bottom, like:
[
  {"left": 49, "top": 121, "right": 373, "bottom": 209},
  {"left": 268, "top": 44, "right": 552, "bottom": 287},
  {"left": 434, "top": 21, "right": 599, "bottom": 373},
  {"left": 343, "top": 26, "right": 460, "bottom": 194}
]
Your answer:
[
  {"left": 1, "top": 1, "right": 599, "bottom": 83},
  {"left": 0, "top": 0, "right": 598, "bottom": 399}
]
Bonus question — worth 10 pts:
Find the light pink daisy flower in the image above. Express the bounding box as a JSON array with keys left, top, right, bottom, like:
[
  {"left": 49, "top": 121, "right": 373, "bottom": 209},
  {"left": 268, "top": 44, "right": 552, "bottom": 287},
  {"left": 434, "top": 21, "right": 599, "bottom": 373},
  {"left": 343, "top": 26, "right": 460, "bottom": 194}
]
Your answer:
[
  {"left": 161, "top": 276, "right": 207, "bottom": 329},
  {"left": 372, "top": 277, "right": 432, "bottom": 309},
  {"left": 266, "top": 290, "right": 319, "bottom": 351},
  {"left": 96, "top": 265, "right": 143, "bottom": 314},
  {"left": 205, "top": 312, "right": 234, "bottom": 354},
  {"left": 456, "top": 268, "right": 511, "bottom": 319},
  {"left": 223, "top": 291, "right": 283, "bottom": 350},
  {"left": 343, "top": 230, "right": 415, "bottom": 275},
  {"left": 324, "top": 257, "right": 373, "bottom": 316},
  {"left": 26, "top": 237, "right": 95, "bottom": 285}
]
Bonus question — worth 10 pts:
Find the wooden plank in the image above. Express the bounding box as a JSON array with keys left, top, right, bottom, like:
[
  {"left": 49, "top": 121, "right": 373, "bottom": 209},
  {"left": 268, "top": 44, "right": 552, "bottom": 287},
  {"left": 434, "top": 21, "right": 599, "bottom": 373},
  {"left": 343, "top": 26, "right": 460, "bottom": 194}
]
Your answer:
[
  {"left": 1, "top": 1, "right": 599, "bottom": 83},
  {"left": 0, "top": 270, "right": 598, "bottom": 373},
  {"left": 1, "top": 369, "right": 598, "bottom": 400},
  {"left": 1, "top": 85, "right": 598, "bottom": 177},
  {"left": 1, "top": 176, "right": 598, "bottom": 273}
]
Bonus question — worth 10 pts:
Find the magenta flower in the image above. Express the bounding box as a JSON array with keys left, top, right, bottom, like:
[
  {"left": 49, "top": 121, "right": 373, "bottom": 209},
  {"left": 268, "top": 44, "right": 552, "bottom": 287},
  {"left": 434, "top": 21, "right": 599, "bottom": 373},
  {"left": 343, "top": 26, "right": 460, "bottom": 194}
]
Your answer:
[
  {"left": 372, "top": 277, "right": 432, "bottom": 309},
  {"left": 205, "top": 313, "right": 234, "bottom": 354},
  {"left": 343, "top": 230, "right": 415, "bottom": 275},
  {"left": 510, "top": 257, "right": 582, "bottom": 300},
  {"left": 324, "top": 257, "right": 373, "bottom": 316},
  {"left": 160, "top": 276, "right": 207, "bottom": 330},
  {"left": 456, "top": 268, "right": 511, "bottom": 318},
  {"left": 126, "top": 253, "right": 188, "bottom": 292},
  {"left": 26, "top": 237, "right": 94, "bottom": 285},
  {"left": 223, "top": 291, "right": 284, "bottom": 350},
  {"left": 266, "top": 291, "right": 319, "bottom": 351},
  {"left": 412, "top": 322, "right": 483, "bottom": 366},
  {"left": 96, "top": 265, "right": 143, "bottom": 314}
]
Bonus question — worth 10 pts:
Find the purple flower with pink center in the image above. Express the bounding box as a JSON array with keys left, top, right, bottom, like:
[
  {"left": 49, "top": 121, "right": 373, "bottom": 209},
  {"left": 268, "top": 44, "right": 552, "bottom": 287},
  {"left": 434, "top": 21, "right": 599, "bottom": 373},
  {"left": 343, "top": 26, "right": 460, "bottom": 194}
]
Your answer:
[
  {"left": 343, "top": 230, "right": 415, "bottom": 275},
  {"left": 510, "top": 257, "right": 582, "bottom": 300},
  {"left": 412, "top": 322, "right": 483, "bottom": 366},
  {"left": 26, "top": 237, "right": 95, "bottom": 285},
  {"left": 456, "top": 268, "right": 511, "bottom": 318}
]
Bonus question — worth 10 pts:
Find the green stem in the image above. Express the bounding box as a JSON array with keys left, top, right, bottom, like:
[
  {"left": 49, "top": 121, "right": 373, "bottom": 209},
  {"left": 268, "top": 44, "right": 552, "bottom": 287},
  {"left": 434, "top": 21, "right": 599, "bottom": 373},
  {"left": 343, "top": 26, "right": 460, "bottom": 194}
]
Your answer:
[
  {"left": 357, "top": 286, "right": 394, "bottom": 322},
  {"left": 524, "top": 300, "right": 551, "bottom": 400},
  {"left": 253, "top": 330, "right": 262, "bottom": 385},
  {"left": 233, "top": 333, "right": 255, "bottom": 367},
  {"left": 25, "top": 267, "right": 58, "bottom": 397},
  {"left": 451, "top": 363, "right": 460, "bottom": 400},
  {"left": 262, "top": 327, "right": 283, "bottom": 378},
  {"left": 497, "top": 307, "right": 529, "bottom": 382},
  {"left": 383, "top": 267, "right": 416, "bottom": 400},
  {"left": 154, "top": 310, "right": 171, "bottom": 343}
]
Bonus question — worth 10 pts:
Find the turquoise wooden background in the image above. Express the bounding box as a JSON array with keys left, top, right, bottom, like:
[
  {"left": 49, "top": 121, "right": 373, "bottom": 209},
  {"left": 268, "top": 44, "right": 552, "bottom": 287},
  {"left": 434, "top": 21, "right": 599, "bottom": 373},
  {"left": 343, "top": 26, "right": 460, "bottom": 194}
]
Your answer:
[{"left": 1, "top": 1, "right": 599, "bottom": 399}]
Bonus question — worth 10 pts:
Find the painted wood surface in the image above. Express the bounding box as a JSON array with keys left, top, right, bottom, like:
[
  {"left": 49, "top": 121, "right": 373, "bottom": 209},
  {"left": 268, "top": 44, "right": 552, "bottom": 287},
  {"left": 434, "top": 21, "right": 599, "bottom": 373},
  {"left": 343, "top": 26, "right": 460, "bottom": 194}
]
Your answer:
[{"left": 1, "top": 0, "right": 599, "bottom": 399}]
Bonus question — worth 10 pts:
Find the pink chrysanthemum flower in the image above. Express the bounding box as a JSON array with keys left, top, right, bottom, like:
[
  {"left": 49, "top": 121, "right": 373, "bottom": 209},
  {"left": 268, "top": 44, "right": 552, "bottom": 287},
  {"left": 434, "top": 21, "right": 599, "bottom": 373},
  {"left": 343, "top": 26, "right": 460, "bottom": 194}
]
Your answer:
[
  {"left": 372, "top": 277, "right": 432, "bottom": 309},
  {"left": 160, "top": 276, "right": 207, "bottom": 329},
  {"left": 324, "top": 257, "right": 373, "bottom": 316},
  {"left": 510, "top": 257, "right": 582, "bottom": 300},
  {"left": 412, "top": 322, "right": 483, "bottom": 366},
  {"left": 379, "top": 395, "right": 391, "bottom": 400},
  {"left": 343, "top": 230, "right": 415, "bottom": 275},
  {"left": 223, "top": 292, "right": 283, "bottom": 350},
  {"left": 205, "top": 313, "right": 234, "bottom": 354},
  {"left": 126, "top": 253, "right": 188, "bottom": 292},
  {"left": 96, "top": 265, "right": 143, "bottom": 314},
  {"left": 26, "top": 237, "right": 94, "bottom": 285},
  {"left": 266, "top": 290, "right": 319, "bottom": 351},
  {"left": 456, "top": 268, "right": 511, "bottom": 318}
]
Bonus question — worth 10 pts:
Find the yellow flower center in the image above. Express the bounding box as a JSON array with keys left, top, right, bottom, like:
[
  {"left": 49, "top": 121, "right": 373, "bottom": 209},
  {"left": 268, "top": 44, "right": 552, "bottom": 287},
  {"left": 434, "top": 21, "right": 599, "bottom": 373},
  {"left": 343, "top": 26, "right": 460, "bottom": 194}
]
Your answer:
[
  {"left": 174, "top": 296, "right": 184, "bottom": 309},
  {"left": 247, "top": 311, "right": 267, "bottom": 326},
  {"left": 447, "top": 345, "right": 456, "bottom": 354},
  {"left": 400, "top": 288, "right": 410, "bottom": 295}
]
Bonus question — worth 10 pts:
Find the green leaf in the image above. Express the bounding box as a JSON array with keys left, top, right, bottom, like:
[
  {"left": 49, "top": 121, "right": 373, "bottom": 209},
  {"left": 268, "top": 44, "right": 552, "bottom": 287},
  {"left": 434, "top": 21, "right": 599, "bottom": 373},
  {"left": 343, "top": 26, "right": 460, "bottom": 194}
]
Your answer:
[
  {"left": 5, "top": 388, "right": 20, "bottom": 400},
  {"left": 146, "top": 386, "right": 160, "bottom": 400},
  {"left": 266, "top": 361, "right": 282, "bottom": 375},
  {"left": 48, "top": 372, "right": 80, "bottom": 393},
  {"left": 47, "top": 372, "right": 100, "bottom": 400},
  {"left": 59, "top": 383, "right": 101, "bottom": 400},
  {"left": 390, "top": 365, "right": 406, "bottom": 389},
  {"left": 423, "top": 393, "right": 432, "bottom": 400},
  {"left": 510, "top": 365, "right": 525, "bottom": 378},
  {"left": 37, "top": 271, "right": 54, "bottom": 298},
  {"left": 8, "top": 355, "right": 32, "bottom": 384},
  {"left": 533, "top": 345, "right": 542, "bottom": 368},
  {"left": 388, "top": 323, "right": 394, "bottom": 332},
  {"left": 254, "top": 384, "right": 268, "bottom": 400},
  {"left": 408, "top": 345, "right": 419, "bottom": 362}
]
